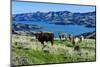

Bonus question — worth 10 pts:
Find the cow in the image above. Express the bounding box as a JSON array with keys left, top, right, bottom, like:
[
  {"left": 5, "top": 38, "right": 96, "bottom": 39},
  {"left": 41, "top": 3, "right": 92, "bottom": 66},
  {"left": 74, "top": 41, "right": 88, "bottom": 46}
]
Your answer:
[
  {"left": 68, "top": 35, "right": 84, "bottom": 45},
  {"left": 58, "top": 33, "right": 69, "bottom": 41},
  {"left": 79, "top": 35, "right": 84, "bottom": 42},
  {"left": 68, "top": 36, "right": 76, "bottom": 45},
  {"left": 34, "top": 32, "right": 54, "bottom": 48}
]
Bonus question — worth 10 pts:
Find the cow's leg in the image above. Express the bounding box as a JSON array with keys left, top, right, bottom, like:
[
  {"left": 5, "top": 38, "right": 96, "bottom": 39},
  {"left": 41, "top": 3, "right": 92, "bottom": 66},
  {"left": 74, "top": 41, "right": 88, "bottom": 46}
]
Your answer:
[
  {"left": 59, "top": 35, "right": 61, "bottom": 41},
  {"left": 71, "top": 39, "right": 75, "bottom": 45},
  {"left": 50, "top": 39, "right": 54, "bottom": 48},
  {"left": 41, "top": 41, "right": 46, "bottom": 49}
]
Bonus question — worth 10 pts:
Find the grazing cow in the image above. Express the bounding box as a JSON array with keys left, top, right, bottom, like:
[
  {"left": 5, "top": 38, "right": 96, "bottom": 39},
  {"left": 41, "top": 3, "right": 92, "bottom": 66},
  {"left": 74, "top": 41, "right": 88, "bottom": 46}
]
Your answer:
[
  {"left": 68, "top": 35, "right": 84, "bottom": 45},
  {"left": 58, "top": 33, "right": 64, "bottom": 41},
  {"left": 79, "top": 36, "right": 84, "bottom": 42},
  {"left": 34, "top": 32, "right": 54, "bottom": 48},
  {"left": 74, "top": 37, "right": 81, "bottom": 44},
  {"left": 69, "top": 36, "right": 76, "bottom": 45},
  {"left": 58, "top": 33, "right": 69, "bottom": 41}
]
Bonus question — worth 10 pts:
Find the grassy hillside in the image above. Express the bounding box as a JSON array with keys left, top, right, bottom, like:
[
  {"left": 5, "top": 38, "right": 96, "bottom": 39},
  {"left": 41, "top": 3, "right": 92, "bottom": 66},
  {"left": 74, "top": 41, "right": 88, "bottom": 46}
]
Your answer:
[{"left": 11, "top": 34, "right": 96, "bottom": 66}]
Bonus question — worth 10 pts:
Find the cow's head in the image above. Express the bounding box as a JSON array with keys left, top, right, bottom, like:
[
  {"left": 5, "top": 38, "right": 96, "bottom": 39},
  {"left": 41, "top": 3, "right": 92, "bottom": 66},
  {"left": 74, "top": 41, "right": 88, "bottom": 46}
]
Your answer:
[{"left": 33, "top": 32, "right": 41, "bottom": 39}]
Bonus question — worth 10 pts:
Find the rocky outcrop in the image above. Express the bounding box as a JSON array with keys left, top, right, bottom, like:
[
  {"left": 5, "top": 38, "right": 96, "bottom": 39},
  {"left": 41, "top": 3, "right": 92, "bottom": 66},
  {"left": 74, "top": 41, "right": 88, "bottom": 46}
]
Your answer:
[{"left": 75, "top": 31, "right": 96, "bottom": 39}]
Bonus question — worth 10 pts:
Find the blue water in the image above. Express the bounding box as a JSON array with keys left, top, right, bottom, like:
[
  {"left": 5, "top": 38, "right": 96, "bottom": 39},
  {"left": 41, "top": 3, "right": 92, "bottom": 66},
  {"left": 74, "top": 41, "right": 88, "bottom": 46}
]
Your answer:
[{"left": 13, "top": 21, "right": 95, "bottom": 37}]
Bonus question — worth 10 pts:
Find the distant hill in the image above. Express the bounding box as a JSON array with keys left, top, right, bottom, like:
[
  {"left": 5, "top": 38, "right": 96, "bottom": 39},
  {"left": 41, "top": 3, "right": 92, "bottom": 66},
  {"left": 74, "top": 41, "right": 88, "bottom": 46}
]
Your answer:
[
  {"left": 12, "top": 11, "right": 96, "bottom": 28},
  {"left": 75, "top": 31, "right": 96, "bottom": 39},
  {"left": 12, "top": 23, "right": 42, "bottom": 31}
]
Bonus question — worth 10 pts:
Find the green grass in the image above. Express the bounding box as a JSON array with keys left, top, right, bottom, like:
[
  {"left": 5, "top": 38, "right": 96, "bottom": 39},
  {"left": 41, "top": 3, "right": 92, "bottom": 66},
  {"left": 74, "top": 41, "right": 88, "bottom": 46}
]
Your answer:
[{"left": 11, "top": 34, "right": 96, "bottom": 66}]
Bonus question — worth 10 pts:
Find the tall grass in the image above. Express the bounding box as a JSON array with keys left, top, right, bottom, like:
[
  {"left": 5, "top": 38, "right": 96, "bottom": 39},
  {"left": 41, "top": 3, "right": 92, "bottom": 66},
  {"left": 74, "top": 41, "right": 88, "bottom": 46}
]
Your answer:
[{"left": 11, "top": 34, "right": 96, "bottom": 66}]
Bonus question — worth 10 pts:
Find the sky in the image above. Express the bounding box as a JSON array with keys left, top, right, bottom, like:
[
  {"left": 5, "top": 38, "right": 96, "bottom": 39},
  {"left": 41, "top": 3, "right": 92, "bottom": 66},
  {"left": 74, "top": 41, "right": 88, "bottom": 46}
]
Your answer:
[{"left": 12, "top": 1, "right": 96, "bottom": 14}]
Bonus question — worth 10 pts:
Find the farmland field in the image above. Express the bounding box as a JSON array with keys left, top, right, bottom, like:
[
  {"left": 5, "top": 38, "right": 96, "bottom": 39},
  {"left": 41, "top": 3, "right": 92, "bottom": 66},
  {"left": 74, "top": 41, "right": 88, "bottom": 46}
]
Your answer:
[
  {"left": 11, "top": 34, "right": 96, "bottom": 66},
  {"left": 12, "top": 1, "right": 96, "bottom": 66}
]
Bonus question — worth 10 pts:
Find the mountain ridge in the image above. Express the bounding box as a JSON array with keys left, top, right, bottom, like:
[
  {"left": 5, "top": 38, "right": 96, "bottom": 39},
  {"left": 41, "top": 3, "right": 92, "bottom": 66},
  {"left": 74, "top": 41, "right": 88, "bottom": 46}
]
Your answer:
[{"left": 12, "top": 11, "right": 96, "bottom": 28}]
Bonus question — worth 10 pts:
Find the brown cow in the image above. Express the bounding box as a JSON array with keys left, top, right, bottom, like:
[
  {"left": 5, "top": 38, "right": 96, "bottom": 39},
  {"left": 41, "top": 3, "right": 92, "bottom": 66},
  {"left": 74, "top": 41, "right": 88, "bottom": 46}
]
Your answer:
[{"left": 34, "top": 32, "right": 54, "bottom": 48}]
